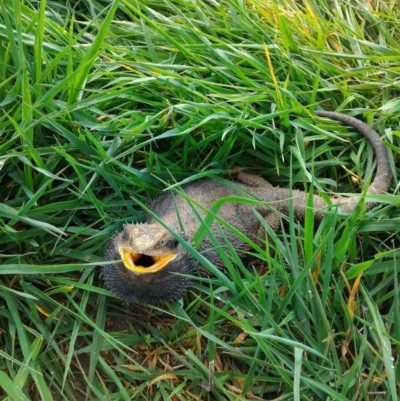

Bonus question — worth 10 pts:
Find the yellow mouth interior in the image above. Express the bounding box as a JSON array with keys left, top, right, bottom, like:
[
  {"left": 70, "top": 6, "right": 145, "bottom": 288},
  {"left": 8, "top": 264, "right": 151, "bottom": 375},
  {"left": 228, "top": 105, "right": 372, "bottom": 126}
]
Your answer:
[{"left": 119, "top": 248, "right": 176, "bottom": 273}]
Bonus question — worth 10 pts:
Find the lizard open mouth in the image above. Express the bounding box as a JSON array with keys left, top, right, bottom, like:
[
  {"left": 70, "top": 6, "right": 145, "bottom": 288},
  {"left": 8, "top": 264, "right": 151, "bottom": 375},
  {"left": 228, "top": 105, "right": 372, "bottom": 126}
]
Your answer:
[{"left": 119, "top": 248, "right": 177, "bottom": 274}]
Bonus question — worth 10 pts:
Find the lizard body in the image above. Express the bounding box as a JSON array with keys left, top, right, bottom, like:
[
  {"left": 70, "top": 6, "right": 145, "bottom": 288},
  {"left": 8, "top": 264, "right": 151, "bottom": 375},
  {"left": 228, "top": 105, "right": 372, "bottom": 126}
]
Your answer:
[{"left": 103, "top": 111, "right": 392, "bottom": 305}]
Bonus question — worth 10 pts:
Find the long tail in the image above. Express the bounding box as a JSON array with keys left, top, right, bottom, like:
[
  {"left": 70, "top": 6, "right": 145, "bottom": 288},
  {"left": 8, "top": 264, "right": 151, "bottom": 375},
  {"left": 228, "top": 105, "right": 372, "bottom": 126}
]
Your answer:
[{"left": 314, "top": 110, "right": 392, "bottom": 195}]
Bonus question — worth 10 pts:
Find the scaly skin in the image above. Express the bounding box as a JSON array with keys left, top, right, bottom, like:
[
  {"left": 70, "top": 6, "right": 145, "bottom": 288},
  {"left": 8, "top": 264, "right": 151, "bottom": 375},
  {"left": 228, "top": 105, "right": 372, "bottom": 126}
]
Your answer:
[{"left": 103, "top": 111, "right": 393, "bottom": 305}]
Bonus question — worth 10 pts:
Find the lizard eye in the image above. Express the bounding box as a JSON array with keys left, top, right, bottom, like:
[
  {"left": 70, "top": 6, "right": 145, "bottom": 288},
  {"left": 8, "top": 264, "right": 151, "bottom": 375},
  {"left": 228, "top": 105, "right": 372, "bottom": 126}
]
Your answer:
[{"left": 160, "top": 238, "right": 179, "bottom": 249}]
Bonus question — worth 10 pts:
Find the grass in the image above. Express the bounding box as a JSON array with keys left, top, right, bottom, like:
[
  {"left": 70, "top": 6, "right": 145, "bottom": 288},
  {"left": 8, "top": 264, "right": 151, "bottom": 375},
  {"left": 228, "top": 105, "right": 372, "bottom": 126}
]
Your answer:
[{"left": 0, "top": 0, "right": 399, "bottom": 399}]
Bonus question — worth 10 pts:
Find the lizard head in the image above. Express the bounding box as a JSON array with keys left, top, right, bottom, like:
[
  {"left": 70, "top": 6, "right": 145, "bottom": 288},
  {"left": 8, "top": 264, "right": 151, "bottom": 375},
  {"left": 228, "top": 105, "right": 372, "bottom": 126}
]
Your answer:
[{"left": 102, "top": 223, "right": 194, "bottom": 305}]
